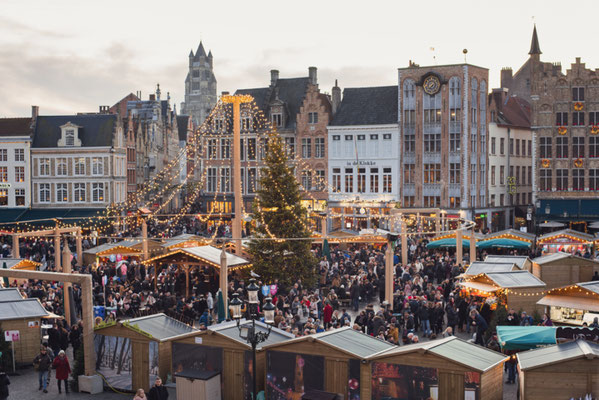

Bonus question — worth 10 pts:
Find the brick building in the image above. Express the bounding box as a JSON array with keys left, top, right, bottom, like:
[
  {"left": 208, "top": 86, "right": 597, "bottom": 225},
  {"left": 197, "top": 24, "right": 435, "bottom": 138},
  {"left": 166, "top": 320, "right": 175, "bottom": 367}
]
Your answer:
[
  {"left": 503, "top": 26, "right": 599, "bottom": 226},
  {"left": 398, "top": 62, "right": 490, "bottom": 229}
]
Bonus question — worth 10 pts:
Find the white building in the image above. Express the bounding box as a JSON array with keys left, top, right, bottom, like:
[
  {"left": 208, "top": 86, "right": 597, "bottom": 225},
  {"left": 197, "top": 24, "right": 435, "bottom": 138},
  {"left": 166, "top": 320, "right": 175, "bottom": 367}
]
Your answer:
[
  {"left": 327, "top": 86, "right": 399, "bottom": 231},
  {"left": 0, "top": 116, "right": 32, "bottom": 208},
  {"left": 487, "top": 89, "right": 533, "bottom": 231}
]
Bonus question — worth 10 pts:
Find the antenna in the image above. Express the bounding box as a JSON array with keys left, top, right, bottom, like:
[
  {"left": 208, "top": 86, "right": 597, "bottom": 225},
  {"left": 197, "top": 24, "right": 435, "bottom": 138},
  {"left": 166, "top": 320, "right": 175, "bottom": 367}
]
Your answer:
[
  {"left": 463, "top": 49, "right": 468, "bottom": 63},
  {"left": 430, "top": 47, "right": 437, "bottom": 65}
]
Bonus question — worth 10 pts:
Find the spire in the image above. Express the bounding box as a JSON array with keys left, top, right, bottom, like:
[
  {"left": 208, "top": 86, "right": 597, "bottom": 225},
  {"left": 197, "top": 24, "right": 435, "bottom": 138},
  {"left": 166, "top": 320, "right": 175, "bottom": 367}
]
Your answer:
[
  {"left": 529, "top": 24, "right": 542, "bottom": 55},
  {"left": 189, "top": 49, "right": 194, "bottom": 58},
  {"left": 195, "top": 42, "right": 206, "bottom": 59},
  {"left": 208, "top": 50, "right": 213, "bottom": 58}
]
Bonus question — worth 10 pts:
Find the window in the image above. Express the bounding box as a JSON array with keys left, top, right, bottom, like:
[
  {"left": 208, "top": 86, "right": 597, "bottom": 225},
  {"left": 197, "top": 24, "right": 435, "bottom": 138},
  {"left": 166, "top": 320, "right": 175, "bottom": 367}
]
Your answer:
[
  {"left": 573, "top": 87, "right": 585, "bottom": 102},
  {"left": 590, "top": 169, "right": 599, "bottom": 191},
  {"left": 573, "top": 112, "right": 585, "bottom": 126},
  {"left": 516, "top": 139, "right": 520, "bottom": 156},
  {"left": 345, "top": 135, "right": 353, "bottom": 141},
  {"left": 450, "top": 132, "right": 460, "bottom": 153},
  {"left": 528, "top": 140, "right": 532, "bottom": 156},
  {"left": 55, "top": 158, "right": 66, "bottom": 176},
  {"left": 39, "top": 158, "right": 50, "bottom": 176},
  {"left": 92, "top": 183, "right": 104, "bottom": 202},
  {"left": 0, "top": 167, "right": 6, "bottom": 182},
  {"left": 220, "top": 168, "right": 231, "bottom": 192},
  {"left": 500, "top": 166, "right": 505, "bottom": 185},
  {"left": 500, "top": 194, "right": 505, "bottom": 206},
  {"left": 315, "top": 138, "right": 325, "bottom": 158},
  {"left": 332, "top": 168, "right": 341, "bottom": 192},
  {"left": 424, "top": 163, "right": 441, "bottom": 183},
  {"left": 491, "top": 137, "right": 496, "bottom": 155},
  {"left": 509, "top": 138, "right": 514, "bottom": 155},
  {"left": 207, "top": 168, "right": 217, "bottom": 192},
  {"left": 0, "top": 149, "right": 6, "bottom": 162},
  {"left": 15, "top": 189, "right": 25, "bottom": 206},
  {"left": 590, "top": 137, "right": 599, "bottom": 158},
  {"left": 491, "top": 194, "right": 496, "bottom": 206},
  {"left": 424, "top": 196, "right": 440, "bottom": 207},
  {"left": 345, "top": 168, "right": 353, "bottom": 193},
  {"left": 357, "top": 168, "right": 366, "bottom": 193},
  {"left": 490, "top": 111, "right": 496, "bottom": 122},
  {"left": 403, "top": 164, "right": 414, "bottom": 184},
  {"left": 14, "top": 166, "right": 24, "bottom": 182},
  {"left": 92, "top": 157, "right": 103, "bottom": 175},
  {"left": 470, "top": 163, "right": 477, "bottom": 184},
  {"left": 357, "top": 135, "right": 365, "bottom": 141},
  {"left": 404, "top": 110, "right": 416, "bottom": 126},
  {"left": 74, "top": 157, "right": 85, "bottom": 175},
  {"left": 301, "top": 171, "right": 312, "bottom": 191},
  {"left": 383, "top": 134, "right": 392, "bottom": 140},
  {"left": 247, "top": 138, "right": 256, "bottom": 160},
  {"left": 301, "top": 138, "right": 312, "bottom": 158},
  {"left": 573, "top": 137, "right": 585, "bottom": 158},
  {"left": 56, "top": 183, "right": 68, "bottom": 203},
  {"left": 65, "top": 129, "right": 75, "bottom": 146},
  {"left": 449, "top": 196, "right": 460, "bottom": 208},
  {"left": 332, "top": 135, "right": 340, "bottom": 141},
  {"left": 14, "top": 149, "right": 24, "bottom": 162},
  {"left": 404, "top": 130, "right": 415, "bottom": 153},
  {"left": 370, "top": 134, "right": 379, "bottom": 140},
  {"left": 315, "top": 170, "right": 325, "bottom": 191},
  {"left": 370, "top": 168, "right": 379, "bottom": 193},
  {"left": 424, "top": 132, "right": 441, "bottom": 152},
  {"left": 573, "top": 169, "right": 584, "bottom": 191},
  {"left": 207, "top": 139, "right": 218, "bottom": 159},
  {"left": 308, "top": 112, "right": 318, "bottom": 124},
  {"left": 221, "top": 138, "right": 230, "bottom": 159},
  {"left": 383, "top": 168, "right": 392, "bottom": 193},
  {"left": 450, "top": 163, "right": 460, "bottom": 184},
  {"left": 491, "top": 166, "right": 496, "bottom": 185},
  {"left": 73, "top": 183, "right": 86, "bottom": 202},
  {"left": 540, "top": 169, "right": 552, "bottom": 191},
  {"left": 556, "top": 112, "right": 568, "bottom": 126},
  {"left": 540, "top": 137, "right": 552, "bottom": 158},
  {"left": 259, "top": 138, "right": 269, "bottom": 160},
  {"left": 556, "top": 169, "right": 568, "bottom": 191},
  {"left": 556, "top": 137, "right": 568, "bottom": 158},
  {"left": 528, "top": 166, "right": 532, "bottom": 186},
  {"left": 0, "top": 190, "right": 7, "bottom": 206},
  {"left": 284, "top": 137, "right": 295, "bottom": 159},
  {"left": 424, "top": 109, "right": 442, "bottom": 125},
  {"left": 500, "top": 138, "right": 505, "bottom": 155},
  {"left": 589, "top": 112, "right": 599, "bottom": 126},
  {"left": 214, "top": 118, "right": 224, "bottom": 131},
  {"left": 271, "top": 113, "right": 282, "bottom": 127},
  {"left": 404, "top": 196, "right": 415, "bottom": 207},
  {"left": 242, "top": 116, "right": 252, "bottom": 131},
  {"left": 248, "top": 168, "right": 257, "bottom": 193}
]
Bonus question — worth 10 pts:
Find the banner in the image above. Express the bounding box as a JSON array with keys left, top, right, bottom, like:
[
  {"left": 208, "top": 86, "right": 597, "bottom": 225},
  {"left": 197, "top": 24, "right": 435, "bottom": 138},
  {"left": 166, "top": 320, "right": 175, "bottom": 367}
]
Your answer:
[
  {"left": 371, "top": 362, "right": 439, "bottom": 400},
  {"left": 266, "top": 350, "right": 324, "bottom": 400},
  {"left": 556, "top": 327, "right": 599, "bottom": 344}
]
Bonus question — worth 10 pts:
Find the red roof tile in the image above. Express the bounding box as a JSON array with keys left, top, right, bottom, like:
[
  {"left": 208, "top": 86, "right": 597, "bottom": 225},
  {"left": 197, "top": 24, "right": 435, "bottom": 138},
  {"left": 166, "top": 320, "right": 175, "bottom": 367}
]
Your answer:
[{"left": 0, "top": 118, "right": 31, "bottom": 137}]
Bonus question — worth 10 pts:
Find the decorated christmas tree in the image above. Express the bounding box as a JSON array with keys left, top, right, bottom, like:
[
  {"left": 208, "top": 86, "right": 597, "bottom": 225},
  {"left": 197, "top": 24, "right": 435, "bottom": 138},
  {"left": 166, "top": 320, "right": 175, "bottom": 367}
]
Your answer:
[{"left": 248, "top": 134, "right": 317, "bottom": 287}]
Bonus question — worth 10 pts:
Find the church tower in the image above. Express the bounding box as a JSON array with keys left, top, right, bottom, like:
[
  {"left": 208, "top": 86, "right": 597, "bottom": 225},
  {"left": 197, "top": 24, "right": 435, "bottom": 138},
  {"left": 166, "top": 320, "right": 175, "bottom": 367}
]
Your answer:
[{"left": 181, "top": 42, "right": 217, "bottom": 126}]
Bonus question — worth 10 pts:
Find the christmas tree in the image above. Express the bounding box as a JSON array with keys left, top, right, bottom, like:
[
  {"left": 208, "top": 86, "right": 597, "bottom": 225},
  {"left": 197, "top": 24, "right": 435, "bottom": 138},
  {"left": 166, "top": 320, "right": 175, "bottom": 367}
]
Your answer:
[{"left": 248, "top": 134, "right": 317, "bottom": 287}]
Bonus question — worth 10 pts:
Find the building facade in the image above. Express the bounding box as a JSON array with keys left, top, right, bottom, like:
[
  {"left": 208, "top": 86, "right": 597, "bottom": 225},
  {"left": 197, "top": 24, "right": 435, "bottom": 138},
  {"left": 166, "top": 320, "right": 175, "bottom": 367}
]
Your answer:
[
  {"left": 397, "top": 63, "right": 490, "bottom": 229},
  {"left": 505, "top": 26, "right": 599, "bottom": 226},
  {"left": 0, "top": 114, "right": 33, "bottom": 208},
  {"left": 181, "top": 42, "right": 217, "bottom": 127},
  {"left": 30, "top": 112, "right": 127, "bottom": 208},
  {"left": 487, "top": 89, "right": 533, "bottom": 231},
  {"left": 327, "top": 86, "right": 399, "bottom": 232}
]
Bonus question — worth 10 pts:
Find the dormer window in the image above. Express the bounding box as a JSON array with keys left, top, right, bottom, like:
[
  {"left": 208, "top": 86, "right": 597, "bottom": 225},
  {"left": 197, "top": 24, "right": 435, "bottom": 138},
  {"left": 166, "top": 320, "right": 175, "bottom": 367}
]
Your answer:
[
  {"left": 271, "top": 113, "right": 282, "bottom": 127},
  {"left": 59, "top": 122, "right": 82, "bottom": 147}
]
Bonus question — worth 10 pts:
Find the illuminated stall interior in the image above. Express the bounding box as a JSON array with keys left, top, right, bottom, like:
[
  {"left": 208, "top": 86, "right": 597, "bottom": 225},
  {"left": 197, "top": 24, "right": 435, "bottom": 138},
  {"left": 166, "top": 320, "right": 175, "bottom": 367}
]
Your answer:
[
  {"left": 537, "top": 281, "right": 599, "bottom": 326},
  {"left": 537, "top": 229, "right": 594, "bottom": 255}
]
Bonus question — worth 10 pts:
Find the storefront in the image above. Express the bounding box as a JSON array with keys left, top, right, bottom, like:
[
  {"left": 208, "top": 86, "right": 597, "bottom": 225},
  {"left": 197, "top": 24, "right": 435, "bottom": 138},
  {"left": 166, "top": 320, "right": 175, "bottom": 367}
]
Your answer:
[
  {"left": 536, "top": 229, "right": 594, "bottom": 255},
  {"left": 537, "top": 281, "right": 599, "bottom": 326},
  {"left": 328, "top": 201, "right": 393, "bottom": 232}
]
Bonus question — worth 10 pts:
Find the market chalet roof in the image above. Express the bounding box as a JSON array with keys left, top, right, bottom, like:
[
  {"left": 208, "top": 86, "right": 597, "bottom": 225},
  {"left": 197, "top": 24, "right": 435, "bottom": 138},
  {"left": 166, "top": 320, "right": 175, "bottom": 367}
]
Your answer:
[
  {"left": 368, "top": 336, "right": 506, "bottom": 373},
  {"left": 517, "top": 340, "right": 599, "bottom": 371},
  {"left": 330, "top": 86, "right": 398, "bottom": 126},
  {"left": 484, "top": 255, "right": 531, "bottom": 270},
  {"left": 538, "top": 281, "right": 599, "bottom": 312},
  {"left": 484, "top": 270, "right": 546, "bottom": 288},
  {"left": 0, "top": 288, "right": 24, "bottom": 301},
  {"left": 0, "top": 118, "right": 31, "bottom": 137},
  {"left": 537, "top": 229, "right": 595, "bottom": 243},
  {"left": 32, "top": 114, "right": 117, "bottom": 148},
  {"left": 209, "top": 319, "right": 294, "bottom": 350},
  {"left": 0, "top": 298, "right": 49, "bottom": 321},
  {"left": 533, "top": 251, "right": 599, "bottom": 265},
  {"left": 464, "top": 262, "right": 520, "bottom": 276},
  {"left": 118, "top": 313, "right": 197, "bottom": 341}
]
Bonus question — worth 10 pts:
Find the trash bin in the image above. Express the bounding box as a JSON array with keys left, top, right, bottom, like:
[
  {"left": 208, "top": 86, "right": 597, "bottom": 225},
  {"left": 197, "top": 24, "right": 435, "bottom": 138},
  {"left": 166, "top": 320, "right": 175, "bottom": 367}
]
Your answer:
[{"left": 174, "top": 370, "right": 221, "bottom": 400}]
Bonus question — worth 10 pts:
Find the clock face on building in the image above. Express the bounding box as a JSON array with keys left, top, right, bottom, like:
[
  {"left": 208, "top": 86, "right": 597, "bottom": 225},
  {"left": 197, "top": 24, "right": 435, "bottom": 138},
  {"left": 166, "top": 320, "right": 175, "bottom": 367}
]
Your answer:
[{"left": 423, "top": 76, "right": 441, "bottom": 95}]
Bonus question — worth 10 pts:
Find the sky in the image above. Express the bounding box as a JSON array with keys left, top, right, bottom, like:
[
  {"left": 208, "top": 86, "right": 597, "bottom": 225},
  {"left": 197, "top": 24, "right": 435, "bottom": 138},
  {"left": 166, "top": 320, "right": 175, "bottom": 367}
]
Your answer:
[{"left": 1, "top": 0, "right": 598, "bottom": 117}]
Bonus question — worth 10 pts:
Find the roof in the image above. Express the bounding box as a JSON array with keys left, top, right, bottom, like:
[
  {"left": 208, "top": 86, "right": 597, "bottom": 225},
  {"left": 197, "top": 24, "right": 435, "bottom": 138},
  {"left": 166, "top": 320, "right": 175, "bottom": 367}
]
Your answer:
[
  {"left": 330, "top": 86, "right": 398, "bottom": 126},
  {"left": 517, "top": 340, "right": 599, "bottom": 371},
  {"left": 0, "top": 298, "right": 49, "bottom": 320},
  {"left": 538, "top": 293, "right": 599, "bottom": 312},
  {"left": 32, "top": 114, "right": 116, "bottom": 148},
  {"left": 161, "top": 234, "right": 208, "bottom": 249},
  {"left": 465, "top": 262, "right": 519, "bottom": 276},
  {"left": 0, "top": 118, "right": 31, "bottom": 137},
  {"left": 369, "top": 336, "right": 506, "bottom": 373},
  {"left": 0, "top": 258, "right": 41, "bottom": 270},
  {"left": 491, "top": 93, "right": 531, "bottom": 129},
  {"left": 537, "top": 229, "right": 595, "bottom": 243},
  {"left": 143, "top": 246, "right": 250, "bottom": 269},
  {"left": 0, "top": 288, "right": 24, "bottom": 301},
  {"left": 208, "top": 319, "right": 294, "bottom": 350},
  {"left": 485, "top": 270, "right": 546, "bottom": 288},
  {"left": 176, "top": 115, "right": 190, "bottom": 141},
  {"left": 109, "top": 93, "right": 140, "bottom": 116},
  {"left": 529, "top": 24, "right": 542, "bottom": 55},
  {"left": 484, "top": 255, "right": 531, "bottom": 269},
  {"left": 120, "top": 314, "right": 197, "bottom": 341},
  {"left": 578, "top": 281, "right": 599, "bottom": 295},
  {"left": 533, "top": 251, "right": 599, "bottom": 265}
]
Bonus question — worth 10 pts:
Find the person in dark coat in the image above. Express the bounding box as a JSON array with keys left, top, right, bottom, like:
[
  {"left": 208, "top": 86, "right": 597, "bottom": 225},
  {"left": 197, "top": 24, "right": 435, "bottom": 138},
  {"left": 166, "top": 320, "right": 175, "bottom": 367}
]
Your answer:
[
  {"left": 52, "top": 350, "right": 71, "bottom": 394},
  {"left": 0, "top": 367, "right": 9, "bottom": 400},
  {"left": 471, "top": 309, "right": 488, "bottom": 346},
  {"left": 47, "top": 324, "right": 61, "bottom": 356},
  {"left": 33, "top": 347, "right": 52, "bottom": 393},
  {"left": 147, "top": 377, "right": 168, "bottom": 400}
]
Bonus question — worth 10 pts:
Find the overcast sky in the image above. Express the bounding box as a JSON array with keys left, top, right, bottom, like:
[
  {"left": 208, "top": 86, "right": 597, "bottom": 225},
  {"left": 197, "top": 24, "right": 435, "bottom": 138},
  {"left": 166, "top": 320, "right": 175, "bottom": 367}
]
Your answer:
[{"left": 1, "top": 0, "right": 597, "bottom": 117}]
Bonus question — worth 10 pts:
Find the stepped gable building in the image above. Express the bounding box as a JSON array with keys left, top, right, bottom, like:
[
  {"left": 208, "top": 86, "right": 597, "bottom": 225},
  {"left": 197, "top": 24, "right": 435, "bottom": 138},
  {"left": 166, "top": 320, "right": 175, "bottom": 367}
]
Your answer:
[
  {"left": 181, "top": 42, "right": 217, "bottom": 126},
  {"left": 398, "top": 62, "right": 490, "bottom": 229},
  {"left": 327, "top": 85, "right": 399, "bottom": 232},
  {"left": 504, "top": 26, "right": 599, "bottom": 224}
]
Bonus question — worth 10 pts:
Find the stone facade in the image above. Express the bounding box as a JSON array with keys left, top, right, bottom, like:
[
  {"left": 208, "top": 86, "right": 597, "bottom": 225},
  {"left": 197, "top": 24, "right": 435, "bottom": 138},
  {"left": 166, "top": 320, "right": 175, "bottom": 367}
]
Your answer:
[{"left": 181, "top": 42, "right": 217, "bottom": 127}]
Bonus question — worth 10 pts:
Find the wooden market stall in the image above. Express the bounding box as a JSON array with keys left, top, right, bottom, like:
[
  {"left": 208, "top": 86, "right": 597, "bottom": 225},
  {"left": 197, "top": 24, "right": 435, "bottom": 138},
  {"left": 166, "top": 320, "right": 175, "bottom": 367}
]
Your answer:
[
  {"left": 170, "top": 319, "right": 293, "bottom": 400},
  {"left": 484, "top": 255, "right": 532, "bottom": 272},
  {"left": 262, "top": 327, "right": 394, "bottom": 399},
  {"left": 142, "top": 246, "right": 251, "bottom": 297},
  {"left": 531, "top": 252, "right": 599, "bottom": 290},
  {"left": 83, "top": 239, "right": 163, "bottom": 265},
  {"left": 537, "top": 229, "right": 594, "bottom": 255},
  {"left": 365, "top": 336, "right": 506, "bottom": 400},
  {"left": 0, "top": 294, "right": 49, "bottom": 365},
  {"left": 93, "top": 313, "right": 197, "bottom": 392},
  {"left": 517, "top": 340, "right": 599, "bottom": 399},
  {"left": 0, "top": 258, "right": 42, "bottom": 271},
  {"left": 459, "top": 270, "right": 547, "bottom": 314},
  {"left": 537, "top": 281, "right": 599, "bottom": 326}
]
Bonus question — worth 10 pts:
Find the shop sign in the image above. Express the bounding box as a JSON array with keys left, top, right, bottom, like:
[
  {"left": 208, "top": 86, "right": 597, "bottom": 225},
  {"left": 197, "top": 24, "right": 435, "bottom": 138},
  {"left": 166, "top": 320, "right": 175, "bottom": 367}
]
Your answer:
[
  {"left": 556, "top": 326, "right": 599, "bottom": 344},
  {"left": 0, "top": 183, "right": 10, "bottom": 189},
  {"left": 346, "top": 160, "right": 376, "bottom": 166}
]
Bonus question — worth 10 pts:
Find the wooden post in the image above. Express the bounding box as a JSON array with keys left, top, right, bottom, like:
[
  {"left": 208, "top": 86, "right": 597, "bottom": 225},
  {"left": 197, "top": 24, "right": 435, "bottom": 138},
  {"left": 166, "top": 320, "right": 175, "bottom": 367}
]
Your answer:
[
  {"left": 456, "top": 227, "right": 463, "bottom": 266},
  {"left": 62, "top": 246, "right": 72, "bottom": 327},
  {"left": 142, "top": 220, "right": 148, "bottom": 261},
  {"left": 321, "top": 211, "right": 327, "bottom": 238},
  {"left": 220, "top": 246, "right": 228, "bottom": 313},
  {"left": 470, "top": 228, "right": 477, "bottom": 264},
  {"left": 80, "top": 275, "right": 94, "bottom": 376},
  {"left": 384, "top": 242, "right": 394, "bottom": 310},
  {"left": 185, "top": 265, "right": 190, "bottom": 299},
  {"left": 54, "top": 225, "right": 61, "bottom": 271},
  {"left": 12, "top": 235, "right": 19, "bottom": 258},
  {"left": 153, "top": 263, "right": 158, "bottom": 291},
  {"left": 231, "top": 99, "right": 243, "bottom": 255},
  {"left": 400, "top": 215, "right": 408, "bottom": 266},
  {"left": 76, "top": 228, "right": 83, "bottom": 267}
]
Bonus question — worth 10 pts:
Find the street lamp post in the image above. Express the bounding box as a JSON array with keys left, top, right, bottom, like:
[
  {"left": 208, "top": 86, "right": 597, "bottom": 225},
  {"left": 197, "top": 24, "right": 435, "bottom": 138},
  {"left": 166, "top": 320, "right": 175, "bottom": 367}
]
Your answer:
[{"left": 229, "top": 278, "right": 275, "bottom": 400}]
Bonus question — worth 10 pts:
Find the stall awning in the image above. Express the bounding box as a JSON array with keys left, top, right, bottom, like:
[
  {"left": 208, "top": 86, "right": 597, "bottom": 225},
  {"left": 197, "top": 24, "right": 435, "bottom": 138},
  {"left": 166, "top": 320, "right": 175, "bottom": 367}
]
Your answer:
[
  {"left": 496, "top": 326, "right": 557, "bottom": 351},
  {"left": 537, "top": 294, "right": 599, "bottom": 313},
  {"left": 459, "top": 281, "right": 500, "bottom": 293},
  {"left": 426, "top": 238, "right": 471, "bottom": 249},
  {"left": 478, "top": 238, "right": 531, "bottom": 249}
]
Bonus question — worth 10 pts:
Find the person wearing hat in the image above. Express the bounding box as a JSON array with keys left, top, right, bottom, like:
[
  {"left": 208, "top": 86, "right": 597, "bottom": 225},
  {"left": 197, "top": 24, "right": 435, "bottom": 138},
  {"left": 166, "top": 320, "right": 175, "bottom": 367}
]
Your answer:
[
  {"left": 52, "top": 350, "right": 71, "bottom": 394},
  {"left": 33, "top": 346, "right": 52, "bottom": 393}
]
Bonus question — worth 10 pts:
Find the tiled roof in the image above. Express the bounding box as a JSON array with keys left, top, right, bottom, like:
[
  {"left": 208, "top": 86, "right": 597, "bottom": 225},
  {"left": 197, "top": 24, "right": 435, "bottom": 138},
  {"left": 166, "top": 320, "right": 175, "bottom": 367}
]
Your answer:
[
  {"left": 32, "top": 114, "right": 116, "bottom": 148},
  {"left": 492, "top": 93, "right": 531, "bottom": 129},
  {"left": 330, "top": 86, "right": 398, "bottom": 126},
  {"left": 176, "top": 115, "right": 190, "bottom": 141},
  {"left": 0, "top": 118, "right": 31, "bottom": 137}
]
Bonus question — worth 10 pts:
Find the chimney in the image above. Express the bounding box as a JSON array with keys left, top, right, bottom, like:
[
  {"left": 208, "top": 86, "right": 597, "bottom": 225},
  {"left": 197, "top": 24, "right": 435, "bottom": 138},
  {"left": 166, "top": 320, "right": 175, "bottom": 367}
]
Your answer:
[
  {"left": 492, "top": 88, "right": 509, "bottom": 105},
  {"left": 221, "top": 91, "right": 229, "bottom": 96},
  {"left": 500, "top": 67, "right": 513, "bottom": 89},
  {"left": 309, "top": 66, "right": 317, "bottom": 85},
  {"left": 332, "top": 80, "right": 341, "bottom": 115},
  {"left": 31, "top": 105, "right": 39, "bottom": 119},
  {"left": 149, "top": 94, "right": 156, "bottom": 101},
  {"left": 270, "top": 69, "right": 279, "bottom": 87},
  {"left": 99, "top": 105, "right": 109, "bottom": 113}
]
